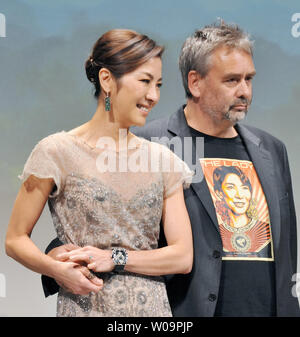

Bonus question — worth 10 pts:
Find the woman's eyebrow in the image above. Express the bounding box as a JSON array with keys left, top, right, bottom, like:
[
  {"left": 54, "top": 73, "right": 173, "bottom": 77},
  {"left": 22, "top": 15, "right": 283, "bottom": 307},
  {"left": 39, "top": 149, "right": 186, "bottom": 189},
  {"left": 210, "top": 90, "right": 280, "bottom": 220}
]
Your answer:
[{"left": 140, "top": 72, "right": 162, "bottom": 81}]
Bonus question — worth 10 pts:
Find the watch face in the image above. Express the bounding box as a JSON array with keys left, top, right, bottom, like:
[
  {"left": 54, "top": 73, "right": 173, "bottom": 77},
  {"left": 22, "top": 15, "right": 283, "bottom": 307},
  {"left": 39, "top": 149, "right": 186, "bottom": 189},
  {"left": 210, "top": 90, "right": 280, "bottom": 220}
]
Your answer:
[{"left": 113, "top": 248, "right": 127, "bottom": 265}]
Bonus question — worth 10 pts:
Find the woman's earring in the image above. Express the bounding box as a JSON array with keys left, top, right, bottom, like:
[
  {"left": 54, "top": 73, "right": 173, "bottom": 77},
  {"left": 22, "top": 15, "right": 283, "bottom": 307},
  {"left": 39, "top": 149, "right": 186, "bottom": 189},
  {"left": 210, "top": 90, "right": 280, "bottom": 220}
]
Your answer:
[{"left": 105, "top": 92, "right": 111, "bottom": 111}]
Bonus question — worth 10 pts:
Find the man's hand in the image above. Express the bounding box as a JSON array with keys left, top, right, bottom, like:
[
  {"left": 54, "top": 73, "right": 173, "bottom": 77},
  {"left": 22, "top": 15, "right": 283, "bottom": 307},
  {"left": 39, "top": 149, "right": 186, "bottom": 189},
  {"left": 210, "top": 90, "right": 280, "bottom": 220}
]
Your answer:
[{"left": 47, "top": 244, "right": 104, "bottom": 295}]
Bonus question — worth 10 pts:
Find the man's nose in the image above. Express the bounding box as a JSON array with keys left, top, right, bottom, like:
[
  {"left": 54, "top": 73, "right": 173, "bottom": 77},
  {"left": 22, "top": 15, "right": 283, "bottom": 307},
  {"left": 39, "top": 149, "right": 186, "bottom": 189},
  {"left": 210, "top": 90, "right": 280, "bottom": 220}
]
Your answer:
[{"left": 236, "top": 79, "right": 251, "bottom": 100}]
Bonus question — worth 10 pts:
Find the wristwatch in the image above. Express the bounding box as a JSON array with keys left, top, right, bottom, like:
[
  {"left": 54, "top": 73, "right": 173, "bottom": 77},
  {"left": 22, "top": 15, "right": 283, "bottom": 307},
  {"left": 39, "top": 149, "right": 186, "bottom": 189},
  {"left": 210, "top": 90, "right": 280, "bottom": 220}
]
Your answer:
[{"left": 111, "top": 248, "right": 128, "bottom": 272}]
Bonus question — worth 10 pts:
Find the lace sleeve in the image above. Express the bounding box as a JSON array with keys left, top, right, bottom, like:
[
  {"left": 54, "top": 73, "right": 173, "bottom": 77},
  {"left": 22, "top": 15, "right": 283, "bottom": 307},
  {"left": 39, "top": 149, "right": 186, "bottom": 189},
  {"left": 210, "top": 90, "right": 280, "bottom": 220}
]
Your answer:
[
  {"left": 18, "top": 136, "right": 63, "bottom": 198},
  {"left": 159, "top": 144, "right": 194, "bottom": 199}
]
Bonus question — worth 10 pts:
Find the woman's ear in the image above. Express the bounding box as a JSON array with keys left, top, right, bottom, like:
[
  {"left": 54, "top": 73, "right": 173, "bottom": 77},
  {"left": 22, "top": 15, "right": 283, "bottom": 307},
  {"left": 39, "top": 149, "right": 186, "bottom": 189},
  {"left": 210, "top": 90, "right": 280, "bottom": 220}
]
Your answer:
[
  {"left": 215, "top": 190, "right": 224, "bottom": 200},
  {"left": 98, "top": 68, "right": 113, "bottom": 94}
]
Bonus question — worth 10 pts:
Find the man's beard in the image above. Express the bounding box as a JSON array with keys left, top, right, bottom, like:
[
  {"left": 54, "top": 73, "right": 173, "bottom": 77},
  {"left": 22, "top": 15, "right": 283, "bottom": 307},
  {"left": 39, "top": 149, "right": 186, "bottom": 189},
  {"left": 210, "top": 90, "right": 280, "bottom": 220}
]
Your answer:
[
  {"left": 224, "top": 109, "right": 247, "bottom": 123},
  {"left": 200, "top": 96, "right": 251, "bottom": 124},
  {"left": 224, "top": 98, "right": 250, "bottom": 123}
]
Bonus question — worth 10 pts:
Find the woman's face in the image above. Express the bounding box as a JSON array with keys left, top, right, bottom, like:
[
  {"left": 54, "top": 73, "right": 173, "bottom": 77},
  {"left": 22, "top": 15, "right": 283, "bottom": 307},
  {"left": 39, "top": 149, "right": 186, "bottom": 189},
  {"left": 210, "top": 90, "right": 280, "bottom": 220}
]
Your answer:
[
  {"left": 221, "top": 173, "right": 252, "bottom": 215},
  {"left": 111, "top": 56, "right": 162, "bottom": 127}
]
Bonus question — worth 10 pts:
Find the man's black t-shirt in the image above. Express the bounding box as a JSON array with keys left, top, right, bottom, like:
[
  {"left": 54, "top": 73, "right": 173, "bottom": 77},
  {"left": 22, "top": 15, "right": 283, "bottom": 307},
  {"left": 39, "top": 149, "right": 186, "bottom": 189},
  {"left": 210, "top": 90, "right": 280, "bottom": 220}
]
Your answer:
[{"left": 189, "top": 126, "right": 276, "bottom": 317}]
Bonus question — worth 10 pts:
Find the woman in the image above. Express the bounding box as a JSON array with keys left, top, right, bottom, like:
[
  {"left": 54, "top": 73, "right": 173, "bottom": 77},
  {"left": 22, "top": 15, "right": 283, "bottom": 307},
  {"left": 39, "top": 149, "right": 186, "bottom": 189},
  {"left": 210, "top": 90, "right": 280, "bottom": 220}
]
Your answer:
[
  {"left": 213, "top": 165, "right": 272, "bottom": 257},
  {"left": 5, "top": 29, "right": 194, "bottom": 317},
  {"left": 213, "top": 166, "right": 254, "bottom": 229}
]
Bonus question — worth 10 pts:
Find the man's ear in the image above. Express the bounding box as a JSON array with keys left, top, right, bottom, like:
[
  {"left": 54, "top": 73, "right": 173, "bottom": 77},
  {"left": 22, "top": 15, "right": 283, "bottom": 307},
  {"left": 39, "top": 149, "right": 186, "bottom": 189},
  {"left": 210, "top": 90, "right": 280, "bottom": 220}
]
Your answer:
[{"left": 187, "top": 70, "right": 203, "bottom": 98}]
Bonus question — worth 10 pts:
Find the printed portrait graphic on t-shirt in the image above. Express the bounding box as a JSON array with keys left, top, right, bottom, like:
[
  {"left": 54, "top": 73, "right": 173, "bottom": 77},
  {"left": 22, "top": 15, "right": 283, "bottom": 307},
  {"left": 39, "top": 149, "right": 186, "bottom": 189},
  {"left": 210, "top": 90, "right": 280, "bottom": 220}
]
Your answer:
[{"left": 200, "top": 158, "right": 274, "bottom": 261}]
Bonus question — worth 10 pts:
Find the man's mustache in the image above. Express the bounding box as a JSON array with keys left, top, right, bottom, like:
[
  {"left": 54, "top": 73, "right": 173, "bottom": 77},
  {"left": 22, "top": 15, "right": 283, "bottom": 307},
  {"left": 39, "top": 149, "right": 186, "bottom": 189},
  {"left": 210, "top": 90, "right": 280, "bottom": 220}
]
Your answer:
[{"left": 229, "top": 98, "right": 251, "bottom": 109}]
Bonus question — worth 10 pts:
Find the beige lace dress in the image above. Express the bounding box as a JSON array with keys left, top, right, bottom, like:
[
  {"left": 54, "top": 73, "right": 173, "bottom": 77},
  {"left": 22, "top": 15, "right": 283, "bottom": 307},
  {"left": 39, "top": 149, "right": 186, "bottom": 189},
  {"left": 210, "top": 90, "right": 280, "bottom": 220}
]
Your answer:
[{"left": 19, "top": 131, "right": 193, "bottom": 317}]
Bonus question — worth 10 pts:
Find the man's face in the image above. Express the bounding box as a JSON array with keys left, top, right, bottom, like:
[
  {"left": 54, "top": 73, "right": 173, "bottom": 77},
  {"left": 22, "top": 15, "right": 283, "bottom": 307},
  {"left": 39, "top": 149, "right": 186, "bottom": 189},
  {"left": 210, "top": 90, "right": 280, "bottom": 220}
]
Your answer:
[{"left": 199, "top": 46, "right": 256, "bottom": 124}]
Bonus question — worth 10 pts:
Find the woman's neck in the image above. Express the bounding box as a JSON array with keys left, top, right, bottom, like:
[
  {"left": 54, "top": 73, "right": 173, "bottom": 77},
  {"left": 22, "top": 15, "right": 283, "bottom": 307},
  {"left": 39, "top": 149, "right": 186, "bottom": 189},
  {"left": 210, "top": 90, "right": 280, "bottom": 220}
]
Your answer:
[
  {"left": 228, "top": 212, "right": 250, "bottom": 228},
  {"left": 69, "top": 103, "right": 135, "bottom": 150}
]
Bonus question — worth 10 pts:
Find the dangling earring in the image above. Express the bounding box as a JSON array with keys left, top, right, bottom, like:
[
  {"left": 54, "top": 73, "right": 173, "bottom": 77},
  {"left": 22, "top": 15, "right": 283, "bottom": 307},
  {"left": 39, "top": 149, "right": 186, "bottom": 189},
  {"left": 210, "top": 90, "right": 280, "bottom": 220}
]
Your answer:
[{"left": 105, "top": 92, "right": 111, "bottom": 111}]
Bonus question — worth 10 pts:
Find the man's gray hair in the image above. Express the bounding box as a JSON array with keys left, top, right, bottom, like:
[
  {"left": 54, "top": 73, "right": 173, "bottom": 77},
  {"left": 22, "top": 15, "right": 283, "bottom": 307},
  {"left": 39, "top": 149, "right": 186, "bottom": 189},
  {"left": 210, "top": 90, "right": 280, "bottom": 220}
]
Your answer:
[{"left": 179, "top": 20, "right": 254, "bottom": 98}]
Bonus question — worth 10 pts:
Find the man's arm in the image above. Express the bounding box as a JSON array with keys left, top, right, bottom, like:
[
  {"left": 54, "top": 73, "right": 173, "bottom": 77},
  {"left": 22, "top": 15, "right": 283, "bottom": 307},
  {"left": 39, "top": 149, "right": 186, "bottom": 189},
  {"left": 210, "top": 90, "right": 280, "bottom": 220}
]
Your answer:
[
  {"left": 282, "top": 143, "right": 298, "bottom": 273},
  {"left": 41, "top": 238, "right": 64, "bottom": 297},
  {"left": 42, "top": 238, "right": 104, "bottom": 297}
]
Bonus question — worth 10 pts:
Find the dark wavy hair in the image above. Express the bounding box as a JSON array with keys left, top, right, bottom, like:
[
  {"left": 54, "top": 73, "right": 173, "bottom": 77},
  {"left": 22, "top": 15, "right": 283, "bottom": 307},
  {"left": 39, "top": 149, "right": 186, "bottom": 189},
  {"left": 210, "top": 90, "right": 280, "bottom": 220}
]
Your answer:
[
  {"left": 213, "top": 166, "right": 252, "bottom": 195},
  {"left": 85, "top": 29, "right": 164, "bottom": 99}
]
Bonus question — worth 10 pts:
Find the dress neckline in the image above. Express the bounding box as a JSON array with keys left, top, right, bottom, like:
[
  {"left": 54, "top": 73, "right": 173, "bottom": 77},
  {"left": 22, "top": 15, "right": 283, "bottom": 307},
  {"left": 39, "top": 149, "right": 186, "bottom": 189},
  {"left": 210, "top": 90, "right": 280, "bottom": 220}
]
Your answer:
[{"left": 61, "top": 130, "right": 146, "bottom": 153}]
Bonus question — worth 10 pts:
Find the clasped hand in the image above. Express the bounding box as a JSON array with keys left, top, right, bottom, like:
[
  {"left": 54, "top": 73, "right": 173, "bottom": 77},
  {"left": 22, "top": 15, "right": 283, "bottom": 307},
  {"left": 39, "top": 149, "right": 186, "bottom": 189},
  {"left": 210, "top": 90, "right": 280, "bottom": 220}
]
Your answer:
[{"left": 57, "top": 246, "right": 114, "bottom": 273}]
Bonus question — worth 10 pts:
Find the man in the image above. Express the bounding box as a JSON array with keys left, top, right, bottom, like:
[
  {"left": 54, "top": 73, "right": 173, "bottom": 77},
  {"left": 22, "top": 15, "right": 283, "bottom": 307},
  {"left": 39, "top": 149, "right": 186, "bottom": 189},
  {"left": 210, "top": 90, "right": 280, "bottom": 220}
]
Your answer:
[{"left": 42, "top": 21, "right": 299, "bottom": 316}]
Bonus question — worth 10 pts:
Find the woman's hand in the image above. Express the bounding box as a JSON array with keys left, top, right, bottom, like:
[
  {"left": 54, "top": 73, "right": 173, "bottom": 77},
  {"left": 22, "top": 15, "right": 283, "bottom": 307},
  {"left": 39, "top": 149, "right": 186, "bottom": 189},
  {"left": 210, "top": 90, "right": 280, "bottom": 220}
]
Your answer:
[
  {"left": 57, "top": 246, "right": 114, "bottom": 273},
  {"left": 54, "top": 260, "right": 104, "bottom": 295},
  {"left": 47, "top": 243, "right": 79, "bottom": 260},
  {"left": 47, "top": 243, "right": 104, "bottom": 293}
]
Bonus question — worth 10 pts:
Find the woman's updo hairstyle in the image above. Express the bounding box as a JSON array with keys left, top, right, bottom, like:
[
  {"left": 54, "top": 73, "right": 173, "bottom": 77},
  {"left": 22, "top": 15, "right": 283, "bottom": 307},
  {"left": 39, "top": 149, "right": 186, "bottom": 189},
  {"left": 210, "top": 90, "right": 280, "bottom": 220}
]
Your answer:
[{"left": 85, "top": 29, "right": 164, "bottom": 99}]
